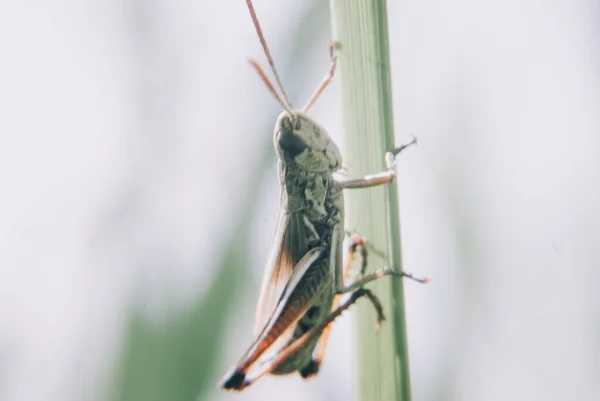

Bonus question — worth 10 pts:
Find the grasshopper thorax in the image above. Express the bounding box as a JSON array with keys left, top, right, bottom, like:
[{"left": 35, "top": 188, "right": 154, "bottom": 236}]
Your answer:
[{"left": 274, "top": 111, "right": 342, "bottom": 173}]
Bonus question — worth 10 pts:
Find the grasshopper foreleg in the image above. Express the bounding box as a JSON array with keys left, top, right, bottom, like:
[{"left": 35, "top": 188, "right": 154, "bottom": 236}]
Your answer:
[
  {"left": 334, "top": 136, "right": 417, "bottom": 189},
  {"left": 303, "top": 41, "right": 338, "bottom": 113}
]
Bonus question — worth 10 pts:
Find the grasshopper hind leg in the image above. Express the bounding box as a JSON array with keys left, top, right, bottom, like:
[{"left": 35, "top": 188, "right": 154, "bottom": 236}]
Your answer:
[
  {"left": 238, "top": 288, "right": 385, "bottom": 388},
  {"left": 298, "top": 234, "right": 370, "bottom": 379}
]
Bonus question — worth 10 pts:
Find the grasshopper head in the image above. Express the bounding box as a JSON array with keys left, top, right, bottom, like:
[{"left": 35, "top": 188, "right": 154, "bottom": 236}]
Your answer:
[{"left": 274, "top": 111, "right": 342, "bottom": 172}]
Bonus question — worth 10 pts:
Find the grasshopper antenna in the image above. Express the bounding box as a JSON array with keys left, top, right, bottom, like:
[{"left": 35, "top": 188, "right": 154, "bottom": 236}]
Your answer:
[
  {"left": 249, "top": 60, "right": 294, "bottom": 116},
  {"left": 246, "top": 0, "right": 293, "bottom": 113}
]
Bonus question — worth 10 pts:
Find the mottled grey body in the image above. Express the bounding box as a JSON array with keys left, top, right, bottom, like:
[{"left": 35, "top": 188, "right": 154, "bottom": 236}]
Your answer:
[
  {"left": 271, "top": 138, "right": 344, "bottom": 373},
  {"left": 253, "top": 111, "right": 345, "bottom": 374}
]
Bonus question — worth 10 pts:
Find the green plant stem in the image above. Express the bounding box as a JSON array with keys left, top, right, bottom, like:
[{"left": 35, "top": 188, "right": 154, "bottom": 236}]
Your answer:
[{"left": 330, "top": 1, "right": 413, "bottom": 400}]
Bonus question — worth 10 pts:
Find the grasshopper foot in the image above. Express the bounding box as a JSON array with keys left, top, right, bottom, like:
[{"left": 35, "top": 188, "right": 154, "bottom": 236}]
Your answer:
[
  {"left": 299, "top": 359, "right": 321, "bottom": 379},
  {"left": 385, "top": 136, "right": 418, "bottom": 170}
]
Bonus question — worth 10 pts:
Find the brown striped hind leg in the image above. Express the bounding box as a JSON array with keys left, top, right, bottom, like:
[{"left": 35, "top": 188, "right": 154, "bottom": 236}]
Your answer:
[
  {"left": 236, "top": 288, "right": 385, "bottom": 390},
  {"left": 300, "top": 234, "right": 368, "bottom": 378},
  {"left": 220, "top": 248, "right": 327, "bottom": 391}
]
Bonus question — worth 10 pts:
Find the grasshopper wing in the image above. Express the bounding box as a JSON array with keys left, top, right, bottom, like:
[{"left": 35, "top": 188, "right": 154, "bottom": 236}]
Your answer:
[
  {"left": 254, "top": 209, "right": 309, "bottom": 337},
  {"left": 221, "top": 244, "right": 326, "bottom": 390}
]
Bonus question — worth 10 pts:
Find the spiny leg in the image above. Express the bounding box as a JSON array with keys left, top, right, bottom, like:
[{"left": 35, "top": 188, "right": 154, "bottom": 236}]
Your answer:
[
  {"left": 302, "top": 235, "right": 429, "bottom": 379},
  {"left": 335, "top": 136, "right": 417, "bottom": 189},
  {"left": 339, "top": 268, "right": 430, "bottom": 296},
  {"left": 344, "top": 230, "right": 388, "bottom": 263},
  {"left": 345, "top": 232, "right": 369, "bottom": 275},
  {"left": 236, "top": 288, "right": 385, "bottom": 390},
  {"left": 303, "top": 41, "right": 338, "bottom": 113},
  {"left": 342, "top": 232, "right": 429, "bottom": 287},
  {"left": 336, "top": 233, "right": 430, "bottom": 294}
]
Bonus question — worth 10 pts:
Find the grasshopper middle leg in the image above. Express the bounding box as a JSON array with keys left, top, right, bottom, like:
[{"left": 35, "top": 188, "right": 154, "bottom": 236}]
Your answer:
[
  {"left": 302, "top": 231, "right": 428, "bottom": 377},
  {"left": 337, "top": 233, "right": 430, "bottom": 294}
]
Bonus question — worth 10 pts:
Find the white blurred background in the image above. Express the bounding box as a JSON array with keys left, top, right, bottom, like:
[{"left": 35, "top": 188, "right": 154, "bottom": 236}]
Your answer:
[{"left": 1, "top": 1, "right": 598, "bottom": 401}]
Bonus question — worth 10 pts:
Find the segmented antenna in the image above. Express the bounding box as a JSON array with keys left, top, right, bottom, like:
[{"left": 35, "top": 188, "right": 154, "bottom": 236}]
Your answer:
[
  {"left": 245, "top": 0, "right": 293, "bottom": 111},
  {"left": 249, "top": 59, "right": 293, "bottom": 115}
]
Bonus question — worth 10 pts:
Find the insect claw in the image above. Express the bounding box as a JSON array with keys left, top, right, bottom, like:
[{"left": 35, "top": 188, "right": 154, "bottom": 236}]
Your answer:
[
  {"left": 393, "top": 136, "right": 418, "bottom": 155},
  {"left": 405, "top": 272, "right": 431, "bottom": 284},
  {"left": 328, "top": 40, "right": 335, "bottom": 57},
  {"left": 374, "top": 310, "right": 385, "bottom": 332},
  {"left": 408, "top": 272, "right": 431, "bottom": 284},
  {"left": 386, "top": 136, "right": 419, "bottom": 169}
]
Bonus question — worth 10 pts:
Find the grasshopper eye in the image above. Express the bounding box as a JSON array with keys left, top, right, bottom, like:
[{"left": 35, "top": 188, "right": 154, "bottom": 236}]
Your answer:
[{"left": 279, "top": 125, "right": 307, "bottom": 156}]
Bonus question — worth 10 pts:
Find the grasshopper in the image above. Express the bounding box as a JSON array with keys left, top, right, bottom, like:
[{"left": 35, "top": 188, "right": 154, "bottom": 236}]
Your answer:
[{"left": 220, "top": 0, "right": 428, "bottom": 391}]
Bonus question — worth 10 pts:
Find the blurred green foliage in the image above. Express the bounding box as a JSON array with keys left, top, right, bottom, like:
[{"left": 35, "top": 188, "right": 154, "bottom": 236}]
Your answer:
[{"left": 112, "top": 250, "right": 244, "bottom": 401}]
